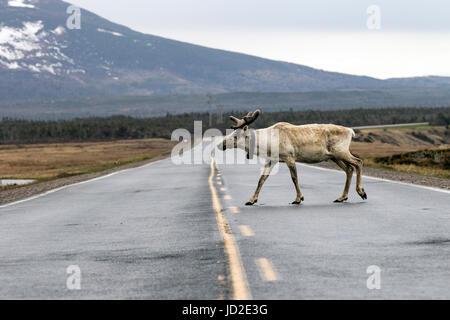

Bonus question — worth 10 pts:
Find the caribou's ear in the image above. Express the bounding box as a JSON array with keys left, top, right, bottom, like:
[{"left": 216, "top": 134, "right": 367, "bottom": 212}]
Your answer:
[
  {"left": 230, "top": 116, "right": 240, "bottom": 129},
  {"left": 229, "top": 116, "right": 239, "bottom": 124}
]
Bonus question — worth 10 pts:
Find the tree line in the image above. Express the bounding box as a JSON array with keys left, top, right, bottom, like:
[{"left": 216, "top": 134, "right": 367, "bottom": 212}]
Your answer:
[{"left": 0, "top": 107, "right": 449, "bottom": 144}]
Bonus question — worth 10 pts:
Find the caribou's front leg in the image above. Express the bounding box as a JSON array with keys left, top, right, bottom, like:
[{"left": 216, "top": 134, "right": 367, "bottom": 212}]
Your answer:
[
  {"left": 246, "top": 160, "right": 276, "bottom": 206},
  {"left": 286, "top": 159, "right": 304, "bottom": 205}
]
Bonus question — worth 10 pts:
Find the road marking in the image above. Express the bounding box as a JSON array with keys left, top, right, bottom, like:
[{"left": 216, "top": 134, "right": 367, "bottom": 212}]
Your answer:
[
  {"left": 256, "top": 258, "right": 280, "bottom": 282},
  {"left": 300, "top": 163, "right": 450, "bottom": 194},
  {"left": 230, "top": 206, "right": 239, "bottom": 214},
  {"left": 0, "top": 159, "right": 165, "bottom": 209},
  {"left": 209, "top": 158, "right": 252, "bottom": 300},
  {"left": 217, "top": 182, "right": 222, "bottom": 185},
  {"left": 224, "top": 195, "right": 232, "bottom": 200},
  {"left": 239, "top": 225, "right": 255, "bottom": 237},
  {"left": 220, "top": 187, "right": 227, "bottom": 192}
]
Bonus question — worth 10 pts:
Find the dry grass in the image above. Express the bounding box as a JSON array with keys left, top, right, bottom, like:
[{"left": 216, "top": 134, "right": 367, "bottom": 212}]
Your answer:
[
  {"left": 0, "top": 138, "right": 176, "bottom": 180},
  {"left": 351, "top": 141, "right": 450, "bottom": 160},
  {"left": 351, "top": 126, "right": 450, "bottom": 158},
  {"left": 350, "top": 126, "right": 450, "bottom": 179},
  {"left": 350, "top": 142, "right": 444, "bottom": 158},
  {"left": 364, "top": 159, "right": 450, "bottom": 179}
]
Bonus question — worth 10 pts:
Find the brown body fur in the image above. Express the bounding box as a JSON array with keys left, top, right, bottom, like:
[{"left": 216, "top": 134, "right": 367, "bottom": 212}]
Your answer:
[{"left": 272, "top": 123, "right": 355, "bottom": 164}]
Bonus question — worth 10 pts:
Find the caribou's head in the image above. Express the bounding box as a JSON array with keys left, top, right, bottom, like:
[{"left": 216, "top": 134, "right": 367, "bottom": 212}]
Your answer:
[{"left": 218, "top": 110, "right": 260, "bottom": 151}]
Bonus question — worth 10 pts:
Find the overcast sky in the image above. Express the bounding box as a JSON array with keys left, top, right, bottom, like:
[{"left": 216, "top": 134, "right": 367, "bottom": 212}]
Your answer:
[{"left": 68, "top": 0, "right": 450, "bottom": 79}]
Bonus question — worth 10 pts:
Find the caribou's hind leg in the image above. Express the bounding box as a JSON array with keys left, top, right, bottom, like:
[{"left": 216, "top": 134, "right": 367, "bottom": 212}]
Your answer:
[
  {"left": 246, "top": 160, "right": 276, "bottom": 206},
  {"left": 332, "top": 158, "right": 354, "bottom": 203},
  {"left": 338, "top": 153, "right": 368, "bottom": 200},
  {"left": 286, "top": 159, "right": 304, "bottom": 205}
]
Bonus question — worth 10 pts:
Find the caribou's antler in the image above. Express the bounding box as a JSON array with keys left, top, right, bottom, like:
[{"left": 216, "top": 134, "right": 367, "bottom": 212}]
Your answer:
[{"left": 229, "top": 109, "right": 261, "bottom": 130}]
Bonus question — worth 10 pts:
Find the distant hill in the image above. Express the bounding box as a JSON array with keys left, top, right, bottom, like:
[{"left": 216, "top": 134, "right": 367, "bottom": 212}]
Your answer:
[
  {"left": 1, "top": 0, "right": 450, "bottom": 105},
  {"left": 1, "top": 88, "right": 450, "bottom": 120}
]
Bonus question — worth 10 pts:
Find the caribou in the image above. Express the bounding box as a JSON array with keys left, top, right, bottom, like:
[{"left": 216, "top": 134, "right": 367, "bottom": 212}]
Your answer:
[{"left": 218, "top": 110, "right": 367, "bottom": 205}]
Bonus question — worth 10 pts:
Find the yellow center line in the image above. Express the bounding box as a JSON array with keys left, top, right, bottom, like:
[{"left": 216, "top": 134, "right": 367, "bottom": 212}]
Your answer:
[
  {"left": 256, "top": 258, "right": 280, "bottom": 282},
  {"left": 238, "top": 225, "right": 255, "bottom": 237},
  {"left": 209, "top": 157, "right": 252, "bottom": 300}
]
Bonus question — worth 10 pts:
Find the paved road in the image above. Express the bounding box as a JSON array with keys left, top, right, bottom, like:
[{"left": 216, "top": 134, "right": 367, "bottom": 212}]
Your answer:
[
  {"left": 216, "top": 149, "right": 450, "bottom": 299},
  {"left": 0, "top": 158, "right": 229, "bottom": 299},
  {"left": 0, "top": 143, "right": 449, "bottom": 299}
]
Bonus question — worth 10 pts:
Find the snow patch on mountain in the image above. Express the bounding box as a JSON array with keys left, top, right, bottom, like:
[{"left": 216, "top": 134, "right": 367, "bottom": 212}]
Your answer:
[
  {"left": 0, "top": 20, "right": 82, "bottom": 74},
  {"left": 8, "top": 0, "right": 35, "bottom": 8},
  {"left": 51, "top": 26, "right": 66, "bottom": 36},
  {"left": 97, "top": 28, "right": 124, "bottom": 37},
  {"left": 0, "top": 21, "right": 43, "bottom": 60},
  {"left": 0, "top": 60, "right": 20, "bottom": 69}
]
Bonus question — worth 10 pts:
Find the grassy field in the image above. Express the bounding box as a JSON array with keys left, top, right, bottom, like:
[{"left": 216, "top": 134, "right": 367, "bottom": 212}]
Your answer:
[
  {"left": 0, "top": 138, "right": 176, "bottom": 181},
  {"left": 350, "top": 126, "right": 450, "bottom": 178},
  {"left": 366, "top": 149, "right": 450, "bottom": 179}
]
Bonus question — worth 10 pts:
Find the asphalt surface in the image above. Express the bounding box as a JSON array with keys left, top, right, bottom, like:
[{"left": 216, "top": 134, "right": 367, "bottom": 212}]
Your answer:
[
  {"left": 217, "top": 148, "right": 450, "bottom": 299},
  {"left": 0, "top": 158, "right": 229, "bottom": 299},
  {"left": 0, "top": 142, "right": 449, "bottom": 299}
]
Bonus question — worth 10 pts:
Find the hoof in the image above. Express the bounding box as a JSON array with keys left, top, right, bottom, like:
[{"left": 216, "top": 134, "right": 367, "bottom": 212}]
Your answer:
[
  {"left": 359, "top": 189, "right": 368, "bottom": 200},
  {"left": 245, "top": 200, "right": 257, "bottom": 206},
  {"left": 292, "top": 197, "right": 304, "bottom": 205},
  {"left": 334, "top": 197, "right": 348, "bottom": 203}
]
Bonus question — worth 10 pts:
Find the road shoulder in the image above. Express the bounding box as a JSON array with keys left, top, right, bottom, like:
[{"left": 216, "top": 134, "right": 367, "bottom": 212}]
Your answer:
[
  {"left": 314, "top": 161, "right": 450, "bottom": 190},
  {"left": 0, "top": 155, "right": 169, "bottom": 205}
]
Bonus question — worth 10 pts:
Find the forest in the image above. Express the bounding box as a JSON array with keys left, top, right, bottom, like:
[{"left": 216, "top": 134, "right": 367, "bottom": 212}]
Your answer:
[{"left": 0, "top": 107, "right": 449, "bottom": 144}]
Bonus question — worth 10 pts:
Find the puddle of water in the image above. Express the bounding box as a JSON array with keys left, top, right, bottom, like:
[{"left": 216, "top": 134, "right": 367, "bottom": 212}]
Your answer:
[{"left": 1, "top": 179, "right": 36, "bottom": 186}]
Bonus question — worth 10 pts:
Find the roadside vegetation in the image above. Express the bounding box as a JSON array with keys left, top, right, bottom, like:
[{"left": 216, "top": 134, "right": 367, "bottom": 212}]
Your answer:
[
  {"left": 366, "top": 149, "right": 450, "bottom": 179},
  {"left": 0, "top": 139, "right": 175, "bottom": 185},
  {"left": 350, "top": 125, "right": 450, "bottom": 179}
]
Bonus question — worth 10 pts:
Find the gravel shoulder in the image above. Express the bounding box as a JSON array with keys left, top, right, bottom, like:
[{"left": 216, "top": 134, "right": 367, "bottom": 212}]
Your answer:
[
  {"left": 0, "top": 155, "right": 168, "bottom": 205},
  {"left": 314, "top": 162, "right": 450, "bottom": 190}
]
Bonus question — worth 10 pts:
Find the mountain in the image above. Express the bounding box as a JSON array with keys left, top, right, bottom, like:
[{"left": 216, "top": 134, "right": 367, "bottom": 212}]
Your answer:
[
  {"left": 1, "top": 0, "right": 450, "bottom": 103},
  {"left": 2, "top": 88, "right": 450, "bottom": 120}
]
